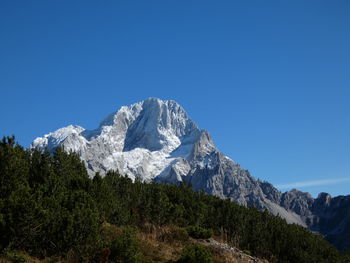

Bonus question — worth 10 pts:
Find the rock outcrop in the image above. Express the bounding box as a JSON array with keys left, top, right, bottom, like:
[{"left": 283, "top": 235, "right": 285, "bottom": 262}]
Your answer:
[{"left": 31, "top": 98, "right": 350, "bottom": 249}]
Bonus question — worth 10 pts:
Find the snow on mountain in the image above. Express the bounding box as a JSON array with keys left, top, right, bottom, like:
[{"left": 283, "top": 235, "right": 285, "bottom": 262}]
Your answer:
[
  {"left": 32, "top": 98, "right": 201, "bottom": 181},
  {"left": 32, "top": 125, "right": 85, "bottom": 152},
  {"left": 31, "top": 98, "right": 305, "bottom": 225},
  {"left": 31, "top": 98, "right": 350, "bottom": 249}
]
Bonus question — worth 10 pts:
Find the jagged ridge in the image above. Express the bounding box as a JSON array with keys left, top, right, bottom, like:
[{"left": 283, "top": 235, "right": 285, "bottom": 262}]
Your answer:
[{"left": 31, "top": 98, "right": 350, "bottom": 248}]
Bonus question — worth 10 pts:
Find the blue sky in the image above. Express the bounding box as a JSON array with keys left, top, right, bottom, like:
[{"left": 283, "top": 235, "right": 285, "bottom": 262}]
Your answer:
[{"left": 1, "top": 0, "right": 349, "bottom": 197}]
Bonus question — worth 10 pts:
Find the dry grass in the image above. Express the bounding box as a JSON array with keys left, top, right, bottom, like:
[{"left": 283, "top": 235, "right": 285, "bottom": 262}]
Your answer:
[
  {"left": 137, "top": 224, "right": 268, "bottom": 263},
  {"left": 0, "top": 224, "right": 268, "bottom": 263},
  {"left": 138, "top": 224, "right": 188, "bottom": 262}
]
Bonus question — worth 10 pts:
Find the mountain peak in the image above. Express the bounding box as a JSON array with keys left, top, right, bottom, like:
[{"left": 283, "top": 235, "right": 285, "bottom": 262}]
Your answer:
[
  {"left": 30, "top": 98, "right": 350, "bottom": 249},
  {"left": 32, "top": 98, "right": 202, "bottom": 179},
  {"left": 31, "top": 98, "right": 306, "bottom": 226}
]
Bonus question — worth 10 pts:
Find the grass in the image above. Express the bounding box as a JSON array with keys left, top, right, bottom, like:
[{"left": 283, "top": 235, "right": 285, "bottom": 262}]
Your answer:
[{"left": 0, "top": 223, "right": 267, "bottom": 263}]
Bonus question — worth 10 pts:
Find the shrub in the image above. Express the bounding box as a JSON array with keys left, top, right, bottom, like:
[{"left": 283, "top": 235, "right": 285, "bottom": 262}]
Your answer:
[
  {"left": 186, "top": 226, "right": 213, "bottom": 239},
  {"left": 109, "top": 226, "right": 141, "bottom": 263},
  {"left": 176, "top": 244, "right": 213, "bottom": 263},
  {"left": 159, "top": 227, "right": 189, "bottom": 243},
  {"left": 4, "top": 251, "right": 30, "bottom": 263},
  {"left": 170, "top": 227, "right": 190, "bottom": 242}
]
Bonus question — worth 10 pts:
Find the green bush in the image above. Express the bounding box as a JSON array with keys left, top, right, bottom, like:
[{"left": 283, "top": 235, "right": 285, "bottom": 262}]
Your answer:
[
  {"left": 171, "top": 228, "right": 190, "bottom": 242},
  {"left": 160, "top": 227, "right": 189, "bottom": 243},
  {"left": 176, "top": 244, "right": 213, "bottom": 263},
  {"left": 4, "top": 251, "right": 30, "bottom": 263},
  {"left": 186, "top": 226, "right": 213, "bottom": 239},
  {"left": 109, "top": 226, "right": 141, "bottom": 263}
]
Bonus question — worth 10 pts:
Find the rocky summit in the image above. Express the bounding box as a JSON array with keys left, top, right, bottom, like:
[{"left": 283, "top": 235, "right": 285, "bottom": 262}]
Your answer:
[{"left": 32, "top": 98, "right": 350, "bottom": 249}]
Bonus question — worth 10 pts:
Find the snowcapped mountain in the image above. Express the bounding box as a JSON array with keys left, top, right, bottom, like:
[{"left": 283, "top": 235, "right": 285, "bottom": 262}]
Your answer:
[
  {"left": 33, "top": 98, "right": 202, "bottom": 181},
  {"left": 31, "top": 98, "right": 305, "bottom": 225},
  {"left": 32, "top": 97, "right": 350, "bottom": 239}
]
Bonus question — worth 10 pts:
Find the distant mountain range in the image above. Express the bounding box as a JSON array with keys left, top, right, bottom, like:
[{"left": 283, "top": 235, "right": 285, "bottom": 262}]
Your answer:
[{"left": 31, "top": 98, "right": 350, "bottom": 249}]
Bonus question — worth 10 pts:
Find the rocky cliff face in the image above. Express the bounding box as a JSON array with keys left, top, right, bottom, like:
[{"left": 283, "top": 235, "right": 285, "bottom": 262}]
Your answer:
[
  {"left": 280, "top": 190, "right": 350, "bottom": 250},
  {"left": 31, "top": 98, "right": 350, "bottom": 249},
  {"left": 256, "top": 184, "right": 350, "bottom": 249}
]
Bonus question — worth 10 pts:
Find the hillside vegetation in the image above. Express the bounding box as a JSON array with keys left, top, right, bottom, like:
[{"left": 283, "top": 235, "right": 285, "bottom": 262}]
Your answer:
[{"left": 0, "top": 136, "right": 349, "bottom": 262}]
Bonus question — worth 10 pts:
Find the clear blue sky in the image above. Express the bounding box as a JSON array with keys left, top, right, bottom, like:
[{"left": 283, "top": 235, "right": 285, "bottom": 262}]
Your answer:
[{"left": 1, "top": 1, "right": 349, "bottom": 197}]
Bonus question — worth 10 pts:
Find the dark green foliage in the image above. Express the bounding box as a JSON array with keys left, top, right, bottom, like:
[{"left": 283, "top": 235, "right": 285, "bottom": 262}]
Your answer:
[
  {"left": 109, "top": 226, "right": 141, "bottom": 263},
  {"left": 157, "top": 227, "right": 190, "bottom": 243},
  {"left": 176, "top": 244, "right": 213, "bottom": 263},
  {"left": 186, "top": 226, "right": 213, "bottom": 239},
  {"left": 340, "top": 250, "right": 350, "bottom": 263},
  {"left": 169, "top": 227, "right": 190, "bottom": 242},
  {"left": 0, "top": 136, "right": 348, "bottom": 262},
  {"left": 0, "top": 139, "right": 100, "bottom": 256},
  {"left": 3, "top": 250, "right": 30, "bottom": 263}
]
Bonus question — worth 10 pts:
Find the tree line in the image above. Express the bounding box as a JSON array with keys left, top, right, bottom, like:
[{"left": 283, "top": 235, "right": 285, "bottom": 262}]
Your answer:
[{"left": 0, "top": 136, "right": 349, "bottom": 262}]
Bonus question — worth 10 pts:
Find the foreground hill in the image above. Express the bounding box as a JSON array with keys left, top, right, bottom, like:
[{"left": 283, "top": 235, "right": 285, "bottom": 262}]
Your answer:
[
  {"left": 1, "top": 223, "right": 267, "bottom": 263},
  {"left": 1, "top": 137, "right": 349, "bottom": 262},
  {"left": 31, "top": 98, "right": 350, "bottom": 249}
]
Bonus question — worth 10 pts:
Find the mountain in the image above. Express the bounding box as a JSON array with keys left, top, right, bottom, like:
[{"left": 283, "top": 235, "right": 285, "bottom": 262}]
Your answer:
[
  {"left": 281, "top": 190, "right": 350, "bottom": 250},
  {"left": 31, "top": 98, "right": 350, "bottom": 249}
]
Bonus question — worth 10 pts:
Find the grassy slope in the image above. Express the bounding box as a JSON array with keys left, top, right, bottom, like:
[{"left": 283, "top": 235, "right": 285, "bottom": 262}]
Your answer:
[{"left": 0, "top": 223, "right": 267, "bottom": 263}]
